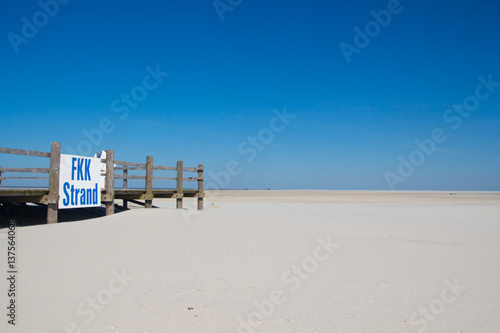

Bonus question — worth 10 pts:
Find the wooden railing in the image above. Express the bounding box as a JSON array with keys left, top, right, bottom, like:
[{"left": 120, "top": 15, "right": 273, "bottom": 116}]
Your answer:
[
  {"left": 100, "top": 151, "right": 204, "bottom": 213},
  {"left": 0, "top": 142, "right": 204, "bottom": 224},
  {"left": 0, "top": 142, "right": 61, "bottom": 223}
]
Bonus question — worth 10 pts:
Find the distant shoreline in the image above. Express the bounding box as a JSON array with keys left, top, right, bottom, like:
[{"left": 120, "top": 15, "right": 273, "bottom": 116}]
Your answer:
[{"left": 205, "top": 189, "right": 500, "bottom": 193}]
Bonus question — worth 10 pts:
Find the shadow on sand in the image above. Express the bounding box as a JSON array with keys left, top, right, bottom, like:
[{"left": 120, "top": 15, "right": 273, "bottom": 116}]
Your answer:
[{"left": 0, "top": 203, "right": 127, "bottom": 228}]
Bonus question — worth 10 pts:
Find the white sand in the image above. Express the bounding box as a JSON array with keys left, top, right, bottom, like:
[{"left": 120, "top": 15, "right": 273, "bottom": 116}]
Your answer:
[{"left": 1, "top": 191, "right": 499, "bottom": 332}]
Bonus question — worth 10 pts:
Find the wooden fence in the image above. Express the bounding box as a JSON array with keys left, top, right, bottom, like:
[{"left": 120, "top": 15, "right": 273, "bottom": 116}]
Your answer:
[{"left": 0, "top": 142, "right": 204, "bottom": 224}]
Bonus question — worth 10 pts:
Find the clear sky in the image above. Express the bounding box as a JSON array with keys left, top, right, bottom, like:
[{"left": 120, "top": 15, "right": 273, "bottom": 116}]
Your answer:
[{"left": 1, "top": 0, "right": 499, "bottom": 190}]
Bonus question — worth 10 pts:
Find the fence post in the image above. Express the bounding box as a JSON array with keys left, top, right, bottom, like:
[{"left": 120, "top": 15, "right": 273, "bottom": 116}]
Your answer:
[
  {"left": 47, "top": 142, "right": 61, "bottom": 224},
  {"left": 176, "top": 160, "right": 183, "bottom": 209},
  {"left": 197, "top": 164, "right": 204, "bottom": 211},
  {"left": 123, "top": 166, "right": 128, "bottom": 209},
  {"left": 145, "top": 156, "right": 153, "bottom": 208},
  {"left": 105, "top": 150, "right": 115, "bottom": 216}
]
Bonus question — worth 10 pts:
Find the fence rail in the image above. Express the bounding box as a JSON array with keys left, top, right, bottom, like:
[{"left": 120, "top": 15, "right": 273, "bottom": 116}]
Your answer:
[
  {"left": 0, "top": 167, "right": 50, "bottom": 173},
  {"left": 0, "top": 142, "right": 204, "bottom": 223},
  {"left": 0, "top": 147, "right": 51, "bottom": 158}
]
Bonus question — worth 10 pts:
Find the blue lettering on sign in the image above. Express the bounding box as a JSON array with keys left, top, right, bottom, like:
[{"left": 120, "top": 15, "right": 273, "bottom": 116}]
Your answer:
[
  {"left": 62, "top": 183, "right": 99, "bottom": 207},
  {"left": 63, "top": 182, "right": 70, "bottom": 206},
  {"left": 71, "top": 157, "right": 92, "bottom": 181},
  {"left": 85, "top": 159, "right": 91, "bottom": 181},
  {"left": 77, "top": 158, "right": 84, "bottom": 180},
  {"left": 71, "top": 157, "right": 77, "bottom": 180}
]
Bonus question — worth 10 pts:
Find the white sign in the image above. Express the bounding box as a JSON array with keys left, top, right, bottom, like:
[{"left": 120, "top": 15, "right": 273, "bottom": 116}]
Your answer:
[{"left": 59, "top": 154, "right": 101, "bottom": 209}]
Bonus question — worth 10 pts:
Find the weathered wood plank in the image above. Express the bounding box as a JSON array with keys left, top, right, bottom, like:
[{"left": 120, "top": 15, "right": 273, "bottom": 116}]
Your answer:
[
  {"left": 183, "top": 177, "right": 199, "bottom": 181},
  {"left": 176, "top": 160, "right": 183, "bottom": 209},
  {"left": 0, "top": 168, "right": 50, "bottom": 173},
  {"left": 1, "top": 177, "right": 49, "bottom": 180},
  {"left": 0, "top": 147, "right": 51, "bottom": 158},
  {"left": 0, "top": 195, "right": 46, "bottom": 203},
  {"left": 153, "top": 165, "right": 177, "bottom": 171},
  {"left": 183, "top": 167, "right": 201, "bottom": 173},
  {"left": 111, "top": 189, "right": 197, "bottom": 200},
  {"left": 114, "top": 175, "right": 146, "bottom": 180},
  {"left": 47, "top": 142, "right": 60, "bottom": 224},
  {"left": 122, "top": 166, "right": 128, "bottom": 208},
  {"left": 105, "top": 150, "right": 115, "bottom": 216},
  {"left": 115, "top": 166, "right": 144, "bottom": 170},
  {"left": 114, "top": 160, "right": 146, "bottom": 168},
  {"left": 198, "top": 164, "right": 204, "bottom": 211},
  {"left": 123, "top": 166, "right": 128, "bottom": 189},
  {"left": 0, "top": 188, "right": 48, "bottom": 195},
  {"left": 145, "top": 156, "right": 153, "bottom": 208}
]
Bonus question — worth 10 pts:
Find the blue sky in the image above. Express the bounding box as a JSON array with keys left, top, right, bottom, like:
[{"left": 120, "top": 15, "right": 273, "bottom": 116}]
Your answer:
[{"left": 1, "top": 0, "right": 499, "bottom": 190}]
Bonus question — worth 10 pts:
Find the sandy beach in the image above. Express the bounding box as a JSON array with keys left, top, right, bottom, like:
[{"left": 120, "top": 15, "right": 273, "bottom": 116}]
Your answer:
[{"left": 1, "top": 190, "right": 499, "bottom": 332}]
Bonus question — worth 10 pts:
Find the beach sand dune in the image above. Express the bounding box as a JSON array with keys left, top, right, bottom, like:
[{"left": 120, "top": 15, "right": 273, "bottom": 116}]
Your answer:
[{"left": 1, "top": 191, "right": 499, "bottom": 332}]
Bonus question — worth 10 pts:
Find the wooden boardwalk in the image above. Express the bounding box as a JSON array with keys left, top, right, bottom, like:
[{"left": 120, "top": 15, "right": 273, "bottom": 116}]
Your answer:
[{"left": 0, "top": 142, "right": 204, "bottom": 223}]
